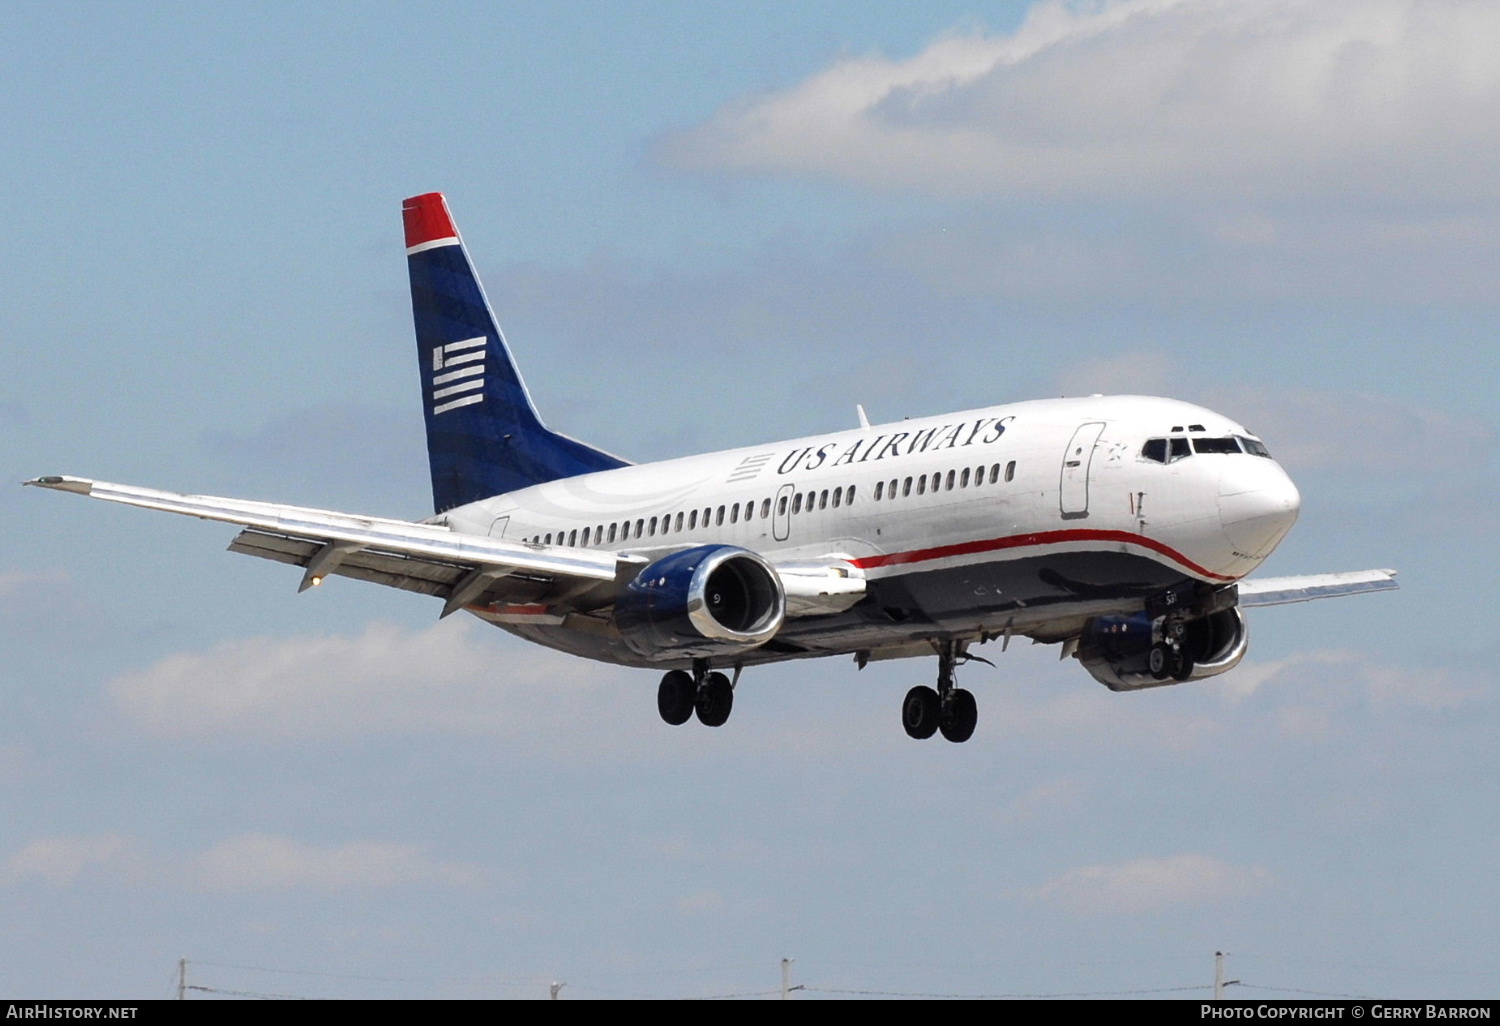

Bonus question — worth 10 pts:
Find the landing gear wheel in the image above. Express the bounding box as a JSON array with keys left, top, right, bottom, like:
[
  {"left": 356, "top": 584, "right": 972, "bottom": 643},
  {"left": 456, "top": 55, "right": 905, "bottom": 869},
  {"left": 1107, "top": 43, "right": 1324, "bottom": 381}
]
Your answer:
[
  {"left": 695, "top": 671, "right": 734, "bottom": 727},
  {"left": 940, "top": 688, "right": 978, "bottom": 744},
  {"left": 902, "top": 685, "right": 941, "bottom": 740},
  {"left": 1170, "top": 648, "right": 1195, "bottom": 682},
  {"left": 1148, "top": 643, "right": 1170, "bottom": 680},
  {"left": 657, "top": 670, "right": 696, "bottom": 726}
]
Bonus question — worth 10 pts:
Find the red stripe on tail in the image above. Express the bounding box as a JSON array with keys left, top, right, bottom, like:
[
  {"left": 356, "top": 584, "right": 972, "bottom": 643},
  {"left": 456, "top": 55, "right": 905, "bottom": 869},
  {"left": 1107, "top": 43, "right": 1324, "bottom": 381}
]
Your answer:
[{"left": 402, "top": 192, "right": 458, "bottom": 250}]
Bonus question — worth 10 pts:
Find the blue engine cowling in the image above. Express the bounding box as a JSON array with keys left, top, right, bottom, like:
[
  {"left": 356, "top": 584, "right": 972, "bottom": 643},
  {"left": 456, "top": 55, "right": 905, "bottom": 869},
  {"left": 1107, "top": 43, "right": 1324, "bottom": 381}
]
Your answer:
[
  {"left": 1076, "top": 606, "right": 1249, "bottom": 691},
  {"left": 614, "top": 545, "right": 786, "bottom": 661}
]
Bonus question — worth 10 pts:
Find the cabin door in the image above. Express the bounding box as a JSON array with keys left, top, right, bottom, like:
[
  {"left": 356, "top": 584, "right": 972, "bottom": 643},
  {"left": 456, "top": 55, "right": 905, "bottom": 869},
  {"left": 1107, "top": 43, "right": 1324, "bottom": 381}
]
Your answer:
[
  {"left": 1059, "top": 422, "right": 1106, "bottom": 519},
  {"left": 772, "top": 483, "right": 795, "bottom": 542}
]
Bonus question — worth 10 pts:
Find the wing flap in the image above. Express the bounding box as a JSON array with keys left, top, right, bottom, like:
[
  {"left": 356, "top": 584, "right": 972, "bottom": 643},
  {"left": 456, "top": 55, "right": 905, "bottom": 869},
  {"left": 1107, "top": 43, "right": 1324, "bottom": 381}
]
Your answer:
[{"left": 1236, "top": 568, "right": 1399, "bottom": 607}]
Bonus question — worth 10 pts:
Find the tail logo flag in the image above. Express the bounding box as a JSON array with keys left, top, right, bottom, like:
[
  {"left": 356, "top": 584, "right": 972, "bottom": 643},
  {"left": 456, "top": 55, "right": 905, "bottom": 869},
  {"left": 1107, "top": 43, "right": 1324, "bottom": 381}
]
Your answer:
[{"left": 431, "top": 336, "right": 486, "bottom": 415}]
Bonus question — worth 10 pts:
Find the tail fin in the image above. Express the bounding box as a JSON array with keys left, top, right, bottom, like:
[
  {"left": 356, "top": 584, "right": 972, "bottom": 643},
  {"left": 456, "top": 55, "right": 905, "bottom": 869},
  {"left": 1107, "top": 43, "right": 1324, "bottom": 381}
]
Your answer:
[{"left": 403, "top": 193, "right": 628, "bottom": 513}]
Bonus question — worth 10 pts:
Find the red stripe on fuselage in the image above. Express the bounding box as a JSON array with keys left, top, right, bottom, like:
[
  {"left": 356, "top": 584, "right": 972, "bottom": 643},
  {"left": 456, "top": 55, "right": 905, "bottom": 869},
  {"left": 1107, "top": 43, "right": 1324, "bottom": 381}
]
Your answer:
[
  {"left": 402, "top": 192, "right": 459, "bottom": 250},
  {"left": 848, "top": 529, "right": 1238, "bottom": 582}
]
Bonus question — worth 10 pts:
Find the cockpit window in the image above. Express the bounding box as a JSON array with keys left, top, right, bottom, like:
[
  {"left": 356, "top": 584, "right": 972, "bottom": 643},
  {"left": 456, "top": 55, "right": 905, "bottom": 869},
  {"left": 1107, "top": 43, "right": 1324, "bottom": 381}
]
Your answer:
[
  {"left": 1141, "top": 437, "right": 1193, "bottom": 463},
  {"left": 1238, "top": 436, "right": 1272, "bottom": 458},
  {"left": 1192, "top": 437, "right": 1242, "bottom": 455}
]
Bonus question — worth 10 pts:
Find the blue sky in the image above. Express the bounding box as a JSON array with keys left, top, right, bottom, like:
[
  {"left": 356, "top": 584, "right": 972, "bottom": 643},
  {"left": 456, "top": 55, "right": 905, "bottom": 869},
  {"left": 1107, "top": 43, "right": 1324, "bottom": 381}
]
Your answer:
[{"left": 2, "top": 0, "right": 1496, "bottom": 999}]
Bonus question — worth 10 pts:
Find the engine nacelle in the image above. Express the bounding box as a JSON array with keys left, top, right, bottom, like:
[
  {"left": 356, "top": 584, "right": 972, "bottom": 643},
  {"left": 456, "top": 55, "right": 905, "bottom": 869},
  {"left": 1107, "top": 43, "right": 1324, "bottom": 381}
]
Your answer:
[
  {"left": 1076, "top": 606, "right": 1249, "bottom": 692},
  {"left": 614, "top": 545, "right": 786, "bottom": 661}
]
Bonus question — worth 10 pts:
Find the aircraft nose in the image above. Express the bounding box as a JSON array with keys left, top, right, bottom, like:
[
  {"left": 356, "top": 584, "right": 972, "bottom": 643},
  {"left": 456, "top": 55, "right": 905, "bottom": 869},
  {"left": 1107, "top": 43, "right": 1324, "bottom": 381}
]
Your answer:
[{"left": 1219, "top": 458, "right": 1301, "bottom": 560}]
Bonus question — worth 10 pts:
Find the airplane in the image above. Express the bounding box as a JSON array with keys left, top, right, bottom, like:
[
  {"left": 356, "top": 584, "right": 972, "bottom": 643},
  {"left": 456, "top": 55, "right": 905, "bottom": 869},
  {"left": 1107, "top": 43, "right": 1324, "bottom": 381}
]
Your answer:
[{"left": 26, "top": 192, "right": 1398, "bottom": 743}]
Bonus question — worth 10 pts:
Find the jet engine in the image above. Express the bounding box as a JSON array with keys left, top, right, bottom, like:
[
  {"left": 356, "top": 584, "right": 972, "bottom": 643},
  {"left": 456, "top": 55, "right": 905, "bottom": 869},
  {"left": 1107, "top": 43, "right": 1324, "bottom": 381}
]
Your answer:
[
  {"left": 614, "top": 545, "right": 786, "bottom": 661},
  {"left": 1076, "top": 606, "right": 1248, "bottom": 691}
]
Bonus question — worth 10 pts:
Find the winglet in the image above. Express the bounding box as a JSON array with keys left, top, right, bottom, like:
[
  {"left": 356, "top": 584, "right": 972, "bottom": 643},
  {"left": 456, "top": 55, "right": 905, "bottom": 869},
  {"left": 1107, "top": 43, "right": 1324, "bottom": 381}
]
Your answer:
[{"left": 24, "top": 476, "right": 94, "bottom": 495}]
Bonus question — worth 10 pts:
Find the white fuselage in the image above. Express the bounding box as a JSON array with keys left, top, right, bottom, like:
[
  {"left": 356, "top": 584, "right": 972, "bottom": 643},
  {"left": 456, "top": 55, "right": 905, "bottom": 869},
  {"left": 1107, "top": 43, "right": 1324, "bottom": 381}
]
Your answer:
[{"left": 436, "top": 394, "right": 1300, "bottom": 669}]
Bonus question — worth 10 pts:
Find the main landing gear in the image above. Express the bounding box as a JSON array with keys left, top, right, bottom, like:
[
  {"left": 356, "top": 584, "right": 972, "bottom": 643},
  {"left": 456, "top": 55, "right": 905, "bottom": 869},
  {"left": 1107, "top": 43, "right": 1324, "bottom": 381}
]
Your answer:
[
  {"left": 657, "top": 661, "right": 734, "bottom": 728},
  {"left": 1148, "top": 618, "right": 1195, "bottom": 682},
  {"left": 902, "top": 640, "right": 978, "bottom": 743}
]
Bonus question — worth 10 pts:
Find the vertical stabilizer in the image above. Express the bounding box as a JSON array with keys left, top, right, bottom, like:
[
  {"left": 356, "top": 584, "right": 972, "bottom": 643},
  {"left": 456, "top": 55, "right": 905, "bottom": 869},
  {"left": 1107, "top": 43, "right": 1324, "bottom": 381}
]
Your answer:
[{"left": 403, "top": 193, "right": 628, "bottom": 513}]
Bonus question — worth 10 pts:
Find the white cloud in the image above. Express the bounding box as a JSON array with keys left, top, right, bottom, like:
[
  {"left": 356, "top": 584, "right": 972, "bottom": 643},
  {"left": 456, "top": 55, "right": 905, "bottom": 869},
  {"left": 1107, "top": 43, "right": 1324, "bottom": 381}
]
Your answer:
[
  {"left": 1, "top": 833, "right": 481, "bottom": 892},
  {"left": 1221, "top": 648, "right": 1487, "bottom": 715},
  {"left": 0, "top": 834, "right": 145, "bottom": 887},
  {"left": 662, "top": 0, "right": 1500, "bottom": 204},
  {"left": 1031, "top": 853, "right": 1271, "bottom": 915},
  {"left": 107, "top": 619, "right": 643, "bottom": 744},
  {"left": 190, "top": 834, "right": 483, "bottom": 892}
]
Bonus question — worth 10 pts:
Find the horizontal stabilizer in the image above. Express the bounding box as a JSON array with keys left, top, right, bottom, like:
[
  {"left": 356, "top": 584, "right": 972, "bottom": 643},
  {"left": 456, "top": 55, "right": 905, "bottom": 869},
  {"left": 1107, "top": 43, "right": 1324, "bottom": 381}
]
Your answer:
[{"left": 1237, "top": 568, "right": 1398, "bottom": 607}]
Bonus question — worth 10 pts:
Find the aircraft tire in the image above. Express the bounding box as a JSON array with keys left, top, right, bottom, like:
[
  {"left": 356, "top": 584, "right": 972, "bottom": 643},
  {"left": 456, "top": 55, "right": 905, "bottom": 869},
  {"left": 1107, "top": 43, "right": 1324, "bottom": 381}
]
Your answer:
[
  {"left": 657, "top": 670, "right": 696, "bottom": 726},
  {"left": 695, "top": 671, "right": 734, "bottom": 727},
  {"left": 1148, "top": 644, "right": 1171, "bottom": 680},
  {"left": 940, "top": 688, "right": 977, "bottom": 744},
  {"left": 1170, "top": 649, "right": 1195, "bottom": 682},
  {"left": 902, "top": 685, "right": 941, "bottom": 740}
]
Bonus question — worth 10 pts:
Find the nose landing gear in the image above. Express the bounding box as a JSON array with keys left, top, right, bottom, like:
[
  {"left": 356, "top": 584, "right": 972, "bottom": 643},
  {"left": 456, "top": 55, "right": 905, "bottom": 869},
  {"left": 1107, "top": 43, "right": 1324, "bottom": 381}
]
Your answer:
[
  {"left": 657, "top": 661, "right": 735, "bottom": 728},
  {"left": 903, "top": 640, "right": 978, "bottom": 743}
]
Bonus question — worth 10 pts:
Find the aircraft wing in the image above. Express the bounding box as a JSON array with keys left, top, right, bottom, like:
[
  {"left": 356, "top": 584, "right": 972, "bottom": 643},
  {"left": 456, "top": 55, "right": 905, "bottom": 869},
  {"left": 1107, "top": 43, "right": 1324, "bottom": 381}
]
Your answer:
[
  {"left": 1236, "top": 568, "right": 1399, "bottom": 607},
  {"left": 24, "top": 476, "right": 624, "bottom": 616}
]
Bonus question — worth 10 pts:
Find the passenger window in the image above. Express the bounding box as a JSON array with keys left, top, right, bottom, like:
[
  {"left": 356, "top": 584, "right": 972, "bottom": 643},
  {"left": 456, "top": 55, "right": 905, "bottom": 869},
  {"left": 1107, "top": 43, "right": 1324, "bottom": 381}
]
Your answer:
[
  {"left": 960, "top": 468, "right": 970, "bottom": 488},
  {"left": 778, "top": 496, "right": 788, "bottom": 515},
  {"left": 875, "top": 481, "right": 884, "bottom": 501},
  {"left": 568, "top": 529, "right": 578, "bottom": 546},
  {"left": 1005, "top": 461, "right": 1015, "bottom": 482},
  {"left": 990, "top": 464, "right": 1000, "bottom": 484},
  {"left": 715, "top": 506, "right": 725, "bottom": 526},
  {"left": 917, "top": 476, "right": 926, "bottom": 495},
  {"left": 761, "top": 498, "right": 771, "bottom": 518},
  {"left": 609, "top": 524, "right": 618, "bottom": 543},
  {"left": 675, "top": 512, "right": 685, "bottom": 531},
  {"left": 689, "top": 510, "right": 698, "bottom": 530},
  {"left": 635, "top": 519, "right": 644, "bottom": 538},
  {"left": 946, "top": 470, "right": 955, "bottom": 491},
  {"left": 903, "top": 477, "right": 913, "bottom": 497},
  {"left": 793, "top": 494, "right": 803, "bottom": 514},
  {"left": 847, "top": 485, "right": 855, "bottom": 503},
  {"left": 648, "top": 517, "right": 657, "bottom": 537},
  {"left": 832, "top": 487, "right": 842, "bottom": 508},
  {"left": 819, "top": 490, "right": 828, "bottom": 510},
  {"left": 581, "top": 527, "right": 590, "bottom": 546},
  {"left": 544, "top": 533, "right": 552, "bottom": 545},
  {"left": 732, "top": 503, "right": 741, "bottom": 523}
]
